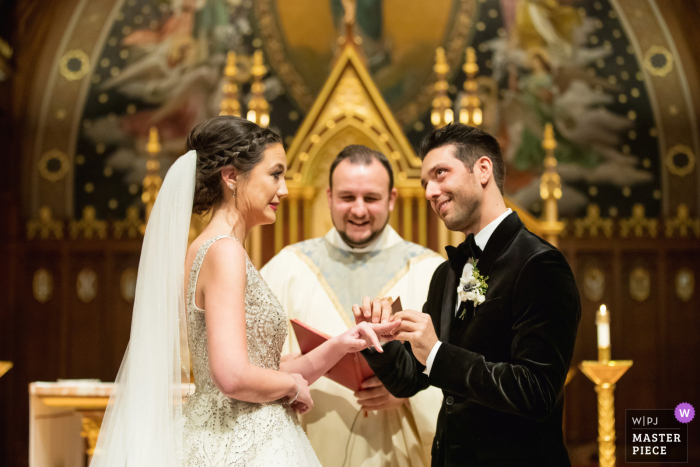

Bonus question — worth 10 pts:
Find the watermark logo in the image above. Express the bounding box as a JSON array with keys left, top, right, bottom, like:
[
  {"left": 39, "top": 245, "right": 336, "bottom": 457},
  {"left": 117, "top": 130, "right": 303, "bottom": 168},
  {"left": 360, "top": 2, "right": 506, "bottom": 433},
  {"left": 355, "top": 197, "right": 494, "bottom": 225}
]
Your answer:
[
  {"left": 626, "top": 409, "right": 689, "bottom": 463},
  {"left": 675, "top": 403, "right": 695, "bottom": 424}
]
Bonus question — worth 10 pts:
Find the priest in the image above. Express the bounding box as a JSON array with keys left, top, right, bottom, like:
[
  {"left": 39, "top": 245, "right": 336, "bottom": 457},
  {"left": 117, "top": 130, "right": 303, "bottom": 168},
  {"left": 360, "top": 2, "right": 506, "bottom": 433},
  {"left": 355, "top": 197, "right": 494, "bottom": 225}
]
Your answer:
[{"left": 261, "top": 145, "right": 444, "bottom": 467}]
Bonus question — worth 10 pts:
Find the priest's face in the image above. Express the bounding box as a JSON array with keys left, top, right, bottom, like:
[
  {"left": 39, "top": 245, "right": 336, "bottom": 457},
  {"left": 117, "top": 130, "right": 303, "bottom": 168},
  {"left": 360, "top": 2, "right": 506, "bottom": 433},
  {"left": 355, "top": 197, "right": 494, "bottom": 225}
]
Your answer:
[
  {"left": 327, "top": 159, "right": 398, "bottom": 248},
  {"left": 421, "top": 145, "right": 484, "bottom": 233}
]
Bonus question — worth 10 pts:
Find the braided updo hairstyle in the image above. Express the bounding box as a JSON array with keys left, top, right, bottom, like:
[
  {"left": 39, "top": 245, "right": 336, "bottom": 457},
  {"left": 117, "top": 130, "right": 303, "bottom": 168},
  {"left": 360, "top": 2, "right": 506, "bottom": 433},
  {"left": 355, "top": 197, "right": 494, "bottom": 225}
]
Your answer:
[{"left": 187, "top": 116, "right": 283, "bottom": 215}]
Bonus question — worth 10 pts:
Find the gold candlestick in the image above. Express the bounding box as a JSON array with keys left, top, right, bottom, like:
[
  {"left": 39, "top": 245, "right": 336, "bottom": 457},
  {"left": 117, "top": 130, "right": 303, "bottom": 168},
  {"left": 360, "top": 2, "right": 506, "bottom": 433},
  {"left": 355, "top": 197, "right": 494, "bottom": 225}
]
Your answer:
[{"left": 580, "top": 360, "right": 633, "bottom": 467}]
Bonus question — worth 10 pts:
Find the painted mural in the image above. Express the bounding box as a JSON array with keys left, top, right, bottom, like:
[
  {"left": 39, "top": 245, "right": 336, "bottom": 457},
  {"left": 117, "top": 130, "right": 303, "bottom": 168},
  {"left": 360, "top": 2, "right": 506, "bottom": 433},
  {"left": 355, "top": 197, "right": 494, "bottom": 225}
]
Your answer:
[{"left": 72, "top": 0, "right": 664, "bottom": 220}]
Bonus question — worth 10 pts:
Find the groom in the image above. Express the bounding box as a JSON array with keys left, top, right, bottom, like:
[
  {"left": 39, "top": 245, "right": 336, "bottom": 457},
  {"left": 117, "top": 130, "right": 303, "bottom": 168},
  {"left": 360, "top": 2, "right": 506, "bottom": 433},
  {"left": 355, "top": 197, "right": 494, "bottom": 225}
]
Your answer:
[{"left": 356, "top": 123, "right": 580, "bottom": 466}]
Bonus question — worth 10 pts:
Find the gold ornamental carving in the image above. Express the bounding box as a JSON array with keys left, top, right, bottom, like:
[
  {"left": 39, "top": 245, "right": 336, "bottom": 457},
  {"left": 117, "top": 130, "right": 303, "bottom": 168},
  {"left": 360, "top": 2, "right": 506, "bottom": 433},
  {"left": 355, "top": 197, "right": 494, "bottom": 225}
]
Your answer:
[
  {"left": 539, "top": 123, "right": 564, "bottom": 247},
  {"left": 629, "top": 267, "right": 651, "bottom": 302},
  {"left": 431, "top": 47, "right": 453, "bottom": 129},
  {"left": 70, "top": 206, "right": 108, "bottom": 239},
  {"left": 583, "top": 267, "right": 605, "bottom": 302},
  {"left": 27, "top": 206, "right": 64, "bottom": 240},
  {"left": 675, "top": 268, "right": 694, "bottom": 303},
  {"left": 219, "top": 51, "right": 241, "bottom": 117},
  {"left": 574, "top": 205, "right": 614, "bottom": 238},
  {"left": 665, "top": 204, "right": 700, "bottom": 238},
  {"left": 59, "top": 49, "right": 91, "bottom": 81},
  {"left": 643, "top": 45, "right": 673, "bottom": 77},
  {"left": 664, "top": 144, "right": 695, "bottom": 177},
  {"left": 0, "top": 361, "right": 12, "bottom": 379},
  {"left": 620, "top": 204, "right": 658, "bottom": 238},
  {"left": 113, "top": 206, "right": 143, "bottom": 239},
  {"left": 38, "top": 149, "right": 70, "bottom": 182},
  {"left": 80, "top": 413, "right": 104, "bottom": 457},
  {"left": 76, "top": 268, "right": 98, "bottom": 303},
  {"left": 120, "top": 268, "right": 138, "bottom": 302},
  {"left": 32, "top": 268, "right": 54, "bottom": 304}
]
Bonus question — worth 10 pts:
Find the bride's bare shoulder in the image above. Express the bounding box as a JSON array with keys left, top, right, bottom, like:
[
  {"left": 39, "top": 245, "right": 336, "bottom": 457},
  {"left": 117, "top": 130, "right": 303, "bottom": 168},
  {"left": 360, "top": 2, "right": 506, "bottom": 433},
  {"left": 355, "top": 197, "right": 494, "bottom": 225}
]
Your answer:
[{"left": 185, "top": 234, "right": 244, "bottom": 274}]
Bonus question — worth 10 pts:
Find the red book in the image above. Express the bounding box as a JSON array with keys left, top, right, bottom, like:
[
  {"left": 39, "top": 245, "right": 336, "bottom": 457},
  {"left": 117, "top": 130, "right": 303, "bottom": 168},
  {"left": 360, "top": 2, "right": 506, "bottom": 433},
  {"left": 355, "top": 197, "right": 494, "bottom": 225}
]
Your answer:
[{"left": 290, "top": 298, "right": 402, "bottom": 392}]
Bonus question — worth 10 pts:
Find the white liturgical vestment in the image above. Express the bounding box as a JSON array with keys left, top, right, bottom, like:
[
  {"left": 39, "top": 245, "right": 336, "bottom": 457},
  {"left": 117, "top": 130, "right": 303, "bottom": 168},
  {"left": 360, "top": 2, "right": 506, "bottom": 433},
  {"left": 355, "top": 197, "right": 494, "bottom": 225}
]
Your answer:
[{"left": 261, "top": 226, "right": 445, "bottom": 467}]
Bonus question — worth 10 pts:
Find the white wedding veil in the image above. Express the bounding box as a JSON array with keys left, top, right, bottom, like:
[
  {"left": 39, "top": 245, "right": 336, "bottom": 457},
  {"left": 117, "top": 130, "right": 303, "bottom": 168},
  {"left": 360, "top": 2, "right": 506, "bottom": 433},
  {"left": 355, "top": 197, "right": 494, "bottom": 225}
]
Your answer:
[{"left": 90, "top": 150, "right": 196, "bottom": 467}]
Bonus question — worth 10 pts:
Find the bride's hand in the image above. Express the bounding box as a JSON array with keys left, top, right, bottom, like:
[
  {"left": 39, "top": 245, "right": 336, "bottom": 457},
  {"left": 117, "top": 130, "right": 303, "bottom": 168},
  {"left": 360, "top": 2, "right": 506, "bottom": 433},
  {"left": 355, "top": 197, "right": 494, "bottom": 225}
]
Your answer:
[
  {"left": 337, "top": 321, "right": 400, "bottom": 353},
  {"left": 287, "top": 373, "right": 313, "bottom": 414}
]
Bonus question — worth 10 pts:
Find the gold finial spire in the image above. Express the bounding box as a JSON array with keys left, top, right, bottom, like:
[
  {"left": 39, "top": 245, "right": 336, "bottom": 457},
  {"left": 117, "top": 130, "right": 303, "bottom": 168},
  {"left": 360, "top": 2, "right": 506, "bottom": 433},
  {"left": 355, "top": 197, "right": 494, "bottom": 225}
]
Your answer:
[
  {"left": 142, "top": 127, "right": 162, "bottom": 223},
  {"left": 458, "top": 47, "right": 482, "bottom": 126},
  {"left": 220, "top": 51, "right": 241, "bottom": 117},
  {"left": 337, "top": 0, "right": 362, "bottom": 52},
  {"left": 431, "top": 47, "right": 453, "bottom": 128},
  {"left": 247, "top": 50, "right": 270, "bottom": 127},
  {"left": 539, "top": 123, "right": 563, "bottom": 246}
]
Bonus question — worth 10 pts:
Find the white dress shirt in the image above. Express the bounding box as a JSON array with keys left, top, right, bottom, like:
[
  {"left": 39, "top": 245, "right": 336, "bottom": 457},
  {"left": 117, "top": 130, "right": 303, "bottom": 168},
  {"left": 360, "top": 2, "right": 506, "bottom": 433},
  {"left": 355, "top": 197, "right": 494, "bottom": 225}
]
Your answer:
[{"left": 424, "top": 208, "right": 512, "bottom": 376}]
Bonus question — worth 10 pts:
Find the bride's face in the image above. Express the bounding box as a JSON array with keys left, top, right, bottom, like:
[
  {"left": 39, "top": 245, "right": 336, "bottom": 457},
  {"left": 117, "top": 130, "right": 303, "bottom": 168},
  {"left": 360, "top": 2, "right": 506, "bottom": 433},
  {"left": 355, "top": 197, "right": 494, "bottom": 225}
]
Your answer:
[{"left": 235, "top": 143, "right": 288, "bottom": 225}]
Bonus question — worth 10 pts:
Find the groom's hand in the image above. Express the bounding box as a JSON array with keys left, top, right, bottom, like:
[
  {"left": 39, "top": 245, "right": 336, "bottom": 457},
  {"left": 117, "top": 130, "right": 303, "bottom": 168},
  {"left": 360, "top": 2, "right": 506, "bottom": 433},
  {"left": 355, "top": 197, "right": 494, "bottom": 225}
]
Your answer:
[
  {"left": 389, "top": 310, "right": 438, "bottom": 365},
  {"left": 352, "top": 296, "right": 393, "bottom": 325},
  {"left": 354, "top": 376, "right": 407, "bottom": 411}
]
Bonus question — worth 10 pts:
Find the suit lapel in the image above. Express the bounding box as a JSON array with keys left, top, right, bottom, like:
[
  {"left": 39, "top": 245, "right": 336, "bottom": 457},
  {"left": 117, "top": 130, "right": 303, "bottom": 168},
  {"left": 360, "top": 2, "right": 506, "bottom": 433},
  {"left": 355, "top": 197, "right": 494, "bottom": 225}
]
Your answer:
[
  {"left": 444, "top": 212, "right": 524, "bottom": 343},
  {"left": 440, "top": 267, "right": 458, "bottom": 341},
  {"left": 474, "top": 212, "right": 523, "bottom": 280}
]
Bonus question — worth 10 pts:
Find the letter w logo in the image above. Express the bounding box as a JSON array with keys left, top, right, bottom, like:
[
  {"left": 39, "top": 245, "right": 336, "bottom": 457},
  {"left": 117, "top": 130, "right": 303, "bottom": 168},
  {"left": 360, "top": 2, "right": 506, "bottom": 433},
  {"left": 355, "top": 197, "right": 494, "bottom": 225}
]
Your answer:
[{"left": 679, "top": 409, "right": 690, "bottom": 417}]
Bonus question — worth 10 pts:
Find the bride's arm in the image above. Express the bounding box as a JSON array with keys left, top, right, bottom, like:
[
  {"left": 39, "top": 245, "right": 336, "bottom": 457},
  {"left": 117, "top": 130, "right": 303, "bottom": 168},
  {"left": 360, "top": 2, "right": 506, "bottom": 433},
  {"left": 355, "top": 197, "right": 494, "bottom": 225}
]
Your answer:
[
  {"left": 201, "top": 240, "right": 298, "bottom": 403},
  {"left": 279, "top": 322, "right": 398, "bottom": 385}
]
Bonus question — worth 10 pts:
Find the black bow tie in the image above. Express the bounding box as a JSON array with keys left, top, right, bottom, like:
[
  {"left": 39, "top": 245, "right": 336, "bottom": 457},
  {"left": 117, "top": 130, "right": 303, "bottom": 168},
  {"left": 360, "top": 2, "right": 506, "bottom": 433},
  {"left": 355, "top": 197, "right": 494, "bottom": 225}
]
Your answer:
[{"left": 445, "top": 233, "right": 482, "bottom": 274}]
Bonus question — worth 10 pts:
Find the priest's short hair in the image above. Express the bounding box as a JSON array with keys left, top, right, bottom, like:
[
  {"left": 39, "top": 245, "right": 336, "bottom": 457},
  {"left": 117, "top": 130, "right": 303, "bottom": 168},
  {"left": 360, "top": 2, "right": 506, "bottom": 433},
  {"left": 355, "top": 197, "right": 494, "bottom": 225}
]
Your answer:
[{"left": 329, "top": 144, "right": 394, "bottom": 191}]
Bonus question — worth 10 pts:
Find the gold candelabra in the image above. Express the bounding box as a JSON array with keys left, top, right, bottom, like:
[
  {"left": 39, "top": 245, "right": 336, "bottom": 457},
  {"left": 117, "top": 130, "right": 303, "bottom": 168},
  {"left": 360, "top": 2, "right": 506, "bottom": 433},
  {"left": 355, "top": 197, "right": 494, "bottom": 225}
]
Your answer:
[
  {"left": 431, "top": 47, "right": 453, "bottom": 128},
  {"left": 220, "top": 51, "right": 241, "bottom": 117},
  {"left": 247, "top": 50, "right": 270, "bottom": 128},
  {"left": 458, "top": 47, "right": 482, "bottom": 127},
  {"left": 580, "top": 304, "right": 633, "bottom": 467},
  {"left": 539, "top": 123, "right": 564, "bottom": 247}
]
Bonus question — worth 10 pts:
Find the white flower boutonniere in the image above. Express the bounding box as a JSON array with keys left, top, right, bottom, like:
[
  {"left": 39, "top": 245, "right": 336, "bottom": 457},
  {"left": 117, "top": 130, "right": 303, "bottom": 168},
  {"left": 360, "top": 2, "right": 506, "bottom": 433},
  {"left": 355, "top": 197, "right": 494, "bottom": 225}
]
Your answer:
[{"left": 456, "top": 259, "right": 488, "bottom": 320}]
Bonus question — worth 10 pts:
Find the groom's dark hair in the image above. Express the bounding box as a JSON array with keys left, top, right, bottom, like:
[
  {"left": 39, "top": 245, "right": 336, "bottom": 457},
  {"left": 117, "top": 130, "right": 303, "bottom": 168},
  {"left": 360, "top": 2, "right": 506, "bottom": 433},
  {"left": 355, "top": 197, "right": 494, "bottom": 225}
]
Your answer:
[
  {"left": 419, "top": 123, "right": 505, "bottom": 194},
  {"left": 329, "top": 145, "right": 394, "bottom": 192}
]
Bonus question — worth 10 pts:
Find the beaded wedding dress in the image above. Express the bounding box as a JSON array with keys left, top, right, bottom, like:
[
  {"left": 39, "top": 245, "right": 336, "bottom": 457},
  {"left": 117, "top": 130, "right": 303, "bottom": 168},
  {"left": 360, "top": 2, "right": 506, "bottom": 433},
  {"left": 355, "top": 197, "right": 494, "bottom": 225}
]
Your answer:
[{"left": 182, "top": 235, "right": 321, "bottom": 467}]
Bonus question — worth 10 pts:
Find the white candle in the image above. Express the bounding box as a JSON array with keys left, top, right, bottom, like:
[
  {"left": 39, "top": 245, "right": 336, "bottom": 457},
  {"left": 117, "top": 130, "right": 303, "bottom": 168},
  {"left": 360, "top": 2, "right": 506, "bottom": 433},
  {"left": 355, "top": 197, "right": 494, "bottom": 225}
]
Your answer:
[{"left": 596, "top": 304, "right": 611, "bottom": 350}]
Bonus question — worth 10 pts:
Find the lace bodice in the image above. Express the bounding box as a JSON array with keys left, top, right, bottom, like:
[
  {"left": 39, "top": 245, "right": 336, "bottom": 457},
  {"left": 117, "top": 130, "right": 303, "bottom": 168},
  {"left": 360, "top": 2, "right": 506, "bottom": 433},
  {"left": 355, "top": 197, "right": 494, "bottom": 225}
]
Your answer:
[
  {"left": 182, "top": 235, "right": 319, "bottom": 467},
  {"left": 185, "top": 235, "right": 288, "bottom": 392}
]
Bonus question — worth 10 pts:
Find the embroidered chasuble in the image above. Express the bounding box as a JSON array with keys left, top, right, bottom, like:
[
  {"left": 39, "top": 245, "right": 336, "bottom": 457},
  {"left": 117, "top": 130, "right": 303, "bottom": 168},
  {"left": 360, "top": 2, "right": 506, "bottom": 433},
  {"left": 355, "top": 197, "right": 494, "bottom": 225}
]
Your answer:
[{"left": 261, "top": 226, "right": 444, "bottom": 467}]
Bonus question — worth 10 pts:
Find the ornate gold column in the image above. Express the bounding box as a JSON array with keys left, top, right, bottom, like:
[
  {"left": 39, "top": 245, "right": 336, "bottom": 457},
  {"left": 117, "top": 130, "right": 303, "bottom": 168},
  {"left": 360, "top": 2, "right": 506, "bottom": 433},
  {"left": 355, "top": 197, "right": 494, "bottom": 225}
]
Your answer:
[
  {"left": 417, "top": 193, "right": 428, "bottom": 247},
  {"left": 142, "top": 127, "right": 162, "bottom": 225},
  {"left": 402, "top": 192, "right": 413, "bottom": 242},
  {"left": 303, "top": 187, "right": 315, "bottom": 240},
  {"left": 274, "top": 199, "right": 285, "bottom": 254},
  {"left": 219, "top": 51, "right": 241, "bottom": 117},
  {"left": 289, "top": 190, "right": 300, "bottom": 244},
  {"left": 539, "top": 123, "right": 564, "bottom": 247},
  {"left": 390, "top": 200, "right": 399, "bottom": 231},
  {"left": 437, "top": 222, "right": 449, "bottom": 257},
  {"left": 249, "top": 227, "right": 262, "bottom": 266}
]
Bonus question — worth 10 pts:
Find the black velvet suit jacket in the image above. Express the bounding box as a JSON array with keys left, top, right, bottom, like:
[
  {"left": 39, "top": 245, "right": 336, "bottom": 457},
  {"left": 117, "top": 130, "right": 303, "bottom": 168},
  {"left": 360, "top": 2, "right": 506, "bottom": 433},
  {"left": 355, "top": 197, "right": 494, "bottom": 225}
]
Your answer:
[{"left": 362, "top": 212, "right": 581, "bottom": 467}]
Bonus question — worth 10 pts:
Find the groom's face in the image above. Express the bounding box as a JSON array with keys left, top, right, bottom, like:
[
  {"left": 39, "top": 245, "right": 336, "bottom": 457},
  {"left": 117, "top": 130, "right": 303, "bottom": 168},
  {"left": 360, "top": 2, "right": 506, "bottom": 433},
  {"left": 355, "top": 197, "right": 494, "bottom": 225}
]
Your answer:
[
  {"left": 327, "top": 159, "right": 397, "bottom": 248},
  {"left": 421, "top": 145, "right": 482, "bottom": 232}
]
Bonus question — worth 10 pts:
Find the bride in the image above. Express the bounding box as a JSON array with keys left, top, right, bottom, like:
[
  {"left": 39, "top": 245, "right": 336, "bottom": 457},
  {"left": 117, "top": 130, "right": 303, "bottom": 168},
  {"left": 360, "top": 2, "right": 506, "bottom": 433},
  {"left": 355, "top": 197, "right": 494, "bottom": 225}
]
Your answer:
[{"left": 90, "top": 116, "right": 398, "bottom": 467}]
